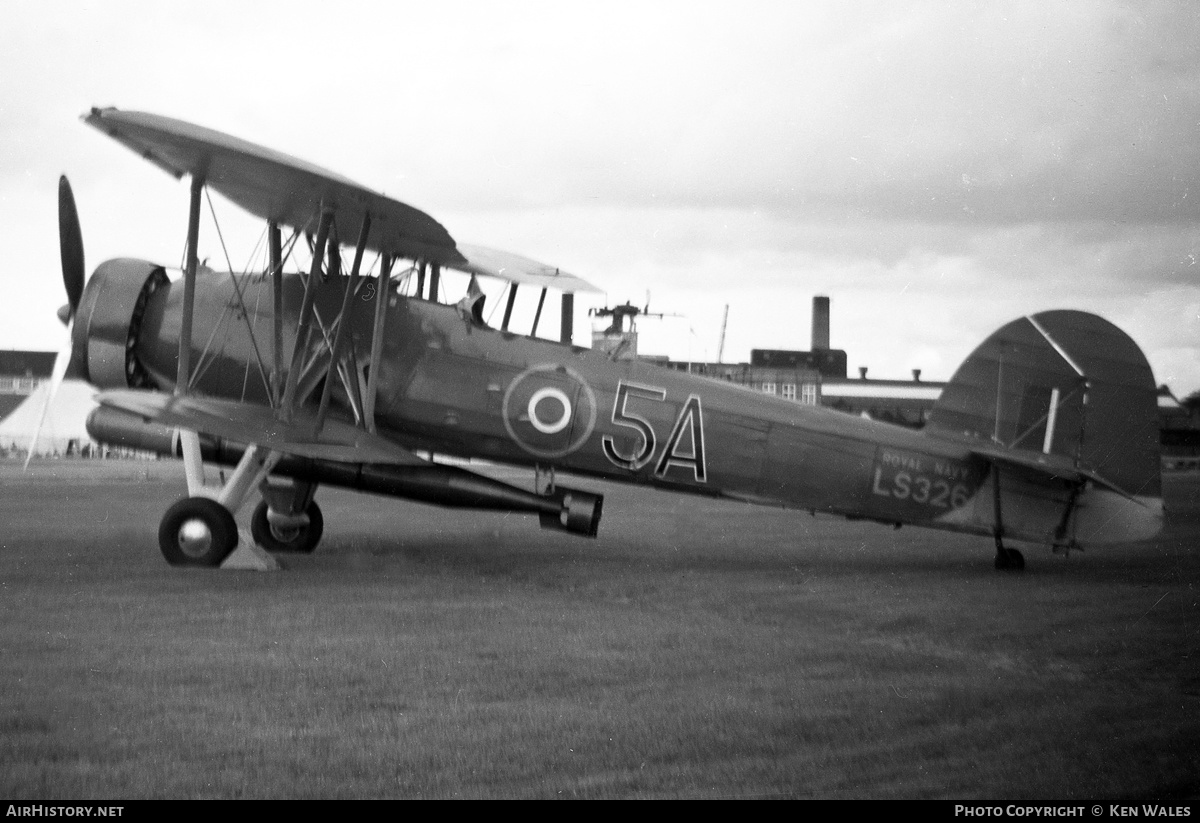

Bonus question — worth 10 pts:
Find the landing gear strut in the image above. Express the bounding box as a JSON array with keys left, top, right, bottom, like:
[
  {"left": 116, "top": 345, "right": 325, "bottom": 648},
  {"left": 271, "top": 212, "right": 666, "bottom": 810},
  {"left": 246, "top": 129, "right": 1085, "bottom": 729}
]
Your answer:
[
  {"left": 158, "top": 439, "right": 283, "bottom": 569},
  {"left": 991, "top": 465, "right": 1025, "bottom": 572}
]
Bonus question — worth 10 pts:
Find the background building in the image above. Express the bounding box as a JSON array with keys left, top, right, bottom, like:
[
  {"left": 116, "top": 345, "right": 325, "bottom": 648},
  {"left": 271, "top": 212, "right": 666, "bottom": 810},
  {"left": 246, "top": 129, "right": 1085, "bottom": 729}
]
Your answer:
[
  {"left": 665, "top": 296, "right": 847, "bottom": 405},
  {"left": 0, "top": 351, "right": 55, "bottom": 419},
  {"left": 0, "top": 350, "right": 98, "bottom": 456},
  {"left": 655, "top": 296, "right": 1197, "bottom": 466},
  {"left": 663, "top": 295, "right": 940, "bottom": 423}
]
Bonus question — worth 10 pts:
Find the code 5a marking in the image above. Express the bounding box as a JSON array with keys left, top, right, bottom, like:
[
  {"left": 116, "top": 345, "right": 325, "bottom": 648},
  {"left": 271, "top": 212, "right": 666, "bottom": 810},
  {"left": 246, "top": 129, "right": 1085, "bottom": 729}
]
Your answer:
[{"left": 601, "top": 381, "right": 707, "bottom": 482}]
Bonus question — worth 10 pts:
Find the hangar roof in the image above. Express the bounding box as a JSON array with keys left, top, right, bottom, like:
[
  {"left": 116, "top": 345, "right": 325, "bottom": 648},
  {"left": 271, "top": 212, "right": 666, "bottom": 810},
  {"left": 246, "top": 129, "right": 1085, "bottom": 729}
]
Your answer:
[{"left": 0, "top": 351, "right": 55, "bottom": 378}]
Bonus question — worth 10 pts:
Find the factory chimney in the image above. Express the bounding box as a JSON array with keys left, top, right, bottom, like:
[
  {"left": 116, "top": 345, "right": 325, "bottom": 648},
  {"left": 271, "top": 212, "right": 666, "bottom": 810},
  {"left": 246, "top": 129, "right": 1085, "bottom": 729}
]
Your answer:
[{"left": 812, "top": 295, "right": 830, "bottom": 351}]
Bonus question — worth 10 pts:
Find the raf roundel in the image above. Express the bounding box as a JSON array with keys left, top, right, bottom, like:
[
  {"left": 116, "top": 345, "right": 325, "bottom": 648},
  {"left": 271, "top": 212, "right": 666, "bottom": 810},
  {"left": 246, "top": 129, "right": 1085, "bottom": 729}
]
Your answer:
[
  {"left": 526, "top": 387, "right": 573, "bottom": 434},
  {"left": 503, "top": 365, "right": 597, "bottom": 459}
]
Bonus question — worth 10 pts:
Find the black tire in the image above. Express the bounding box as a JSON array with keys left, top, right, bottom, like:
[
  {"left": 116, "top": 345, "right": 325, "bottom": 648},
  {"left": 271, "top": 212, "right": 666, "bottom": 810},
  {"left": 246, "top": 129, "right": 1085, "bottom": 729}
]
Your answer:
[
  {"left": 994, "top": 547, "right": 1026, "bottom": 572},
  {"left": 158, "top": 497, "right": 239, "bottom": 567},
  {"left": 250, "top": 499, "right": 324, "bottom": 554}
]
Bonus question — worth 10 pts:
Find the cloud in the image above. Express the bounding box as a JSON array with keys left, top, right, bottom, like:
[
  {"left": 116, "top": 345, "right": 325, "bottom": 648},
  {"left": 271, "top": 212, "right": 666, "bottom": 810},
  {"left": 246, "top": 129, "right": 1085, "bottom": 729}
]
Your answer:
[
  {"left": 0, "top": 1, "right": 1196, "bottom": 396},
  {"left": 364, "top": 2, "right": 1200, "bottom": 229}
]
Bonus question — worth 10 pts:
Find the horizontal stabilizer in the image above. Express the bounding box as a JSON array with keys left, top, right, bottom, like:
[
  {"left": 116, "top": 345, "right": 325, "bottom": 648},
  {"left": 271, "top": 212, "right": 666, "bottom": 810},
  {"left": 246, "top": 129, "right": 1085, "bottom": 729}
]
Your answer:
[
  {"left": 966, "top": 443, "right": 1152, "bottom": 507},
  {"left": 96, "top": 389, "right": 426, "bottom": 466}
]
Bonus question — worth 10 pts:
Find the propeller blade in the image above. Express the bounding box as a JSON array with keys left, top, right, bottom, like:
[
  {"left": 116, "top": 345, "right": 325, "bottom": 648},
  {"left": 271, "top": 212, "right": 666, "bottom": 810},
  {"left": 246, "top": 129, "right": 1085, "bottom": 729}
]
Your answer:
[
  {"left": 58, "top": 175, "right": 85, "bottom": 316},
  {"left": 24, "top": 321, "right": 74, "bottom": 470}
]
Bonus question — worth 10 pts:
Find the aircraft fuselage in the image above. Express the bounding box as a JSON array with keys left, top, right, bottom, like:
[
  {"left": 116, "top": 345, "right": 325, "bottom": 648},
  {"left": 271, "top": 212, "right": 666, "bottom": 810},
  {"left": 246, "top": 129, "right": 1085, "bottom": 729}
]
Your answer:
[{"left": 122, "top": 271, "right": 1087, "bottom": 545}]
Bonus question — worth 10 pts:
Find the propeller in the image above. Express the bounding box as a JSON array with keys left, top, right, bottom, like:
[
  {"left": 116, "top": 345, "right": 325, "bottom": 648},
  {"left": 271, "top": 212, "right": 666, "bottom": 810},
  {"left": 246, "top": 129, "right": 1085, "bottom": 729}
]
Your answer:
[
  {"left": 25, "top": 175, "right": 86, "bottom": 468},
  {"left": 59, "top": 175, "right": 85, "bottom": 314}
]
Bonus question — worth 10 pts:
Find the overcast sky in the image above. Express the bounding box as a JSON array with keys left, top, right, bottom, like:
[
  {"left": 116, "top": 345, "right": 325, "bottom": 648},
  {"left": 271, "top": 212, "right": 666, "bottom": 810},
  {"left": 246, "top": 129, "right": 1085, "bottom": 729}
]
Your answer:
[{"left": 2, "top": 1, "right": 1198, "bottom": 396}]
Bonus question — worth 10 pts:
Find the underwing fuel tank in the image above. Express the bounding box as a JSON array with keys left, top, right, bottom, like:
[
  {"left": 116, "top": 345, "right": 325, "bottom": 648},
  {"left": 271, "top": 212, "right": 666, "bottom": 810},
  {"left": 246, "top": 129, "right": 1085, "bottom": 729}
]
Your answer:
[
  {"left": 71, "top": 258, "right": 170, "bottom": 389},
  {"left": 86, "top": 406, "right": 604, "bottom": 537}
]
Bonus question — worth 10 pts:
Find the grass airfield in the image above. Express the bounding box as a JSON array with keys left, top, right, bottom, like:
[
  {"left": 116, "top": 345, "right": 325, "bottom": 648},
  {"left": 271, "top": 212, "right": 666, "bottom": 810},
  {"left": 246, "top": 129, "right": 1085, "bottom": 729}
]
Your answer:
[{"left": 0, "top": 458, "right": 1197, "bottom": 799}]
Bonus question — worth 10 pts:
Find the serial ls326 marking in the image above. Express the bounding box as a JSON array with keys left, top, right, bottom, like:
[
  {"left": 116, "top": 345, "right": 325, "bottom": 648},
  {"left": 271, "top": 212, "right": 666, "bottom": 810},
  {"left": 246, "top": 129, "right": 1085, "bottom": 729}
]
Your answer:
[{"left": 871, "top": 448, "right": 980, "bottom": 510}]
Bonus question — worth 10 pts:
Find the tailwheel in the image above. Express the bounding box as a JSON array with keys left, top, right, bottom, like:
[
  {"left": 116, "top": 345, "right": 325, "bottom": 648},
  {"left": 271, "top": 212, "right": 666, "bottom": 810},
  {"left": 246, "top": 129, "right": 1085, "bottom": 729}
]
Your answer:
[
  {"left": 251, "top": 499, "right": 323, "bottom": 554},
  {"left": 990, "top": 468, "right": 1024, "bottom": 571},
  {"left": 159, "top": 497, "right": 239, "bottom": 567},
  {"left": 993, "top": 546, "right": 1026, "bottom": 572},
  {"left": 992, "top": 525, "right": 1025, "bottom": 571}
]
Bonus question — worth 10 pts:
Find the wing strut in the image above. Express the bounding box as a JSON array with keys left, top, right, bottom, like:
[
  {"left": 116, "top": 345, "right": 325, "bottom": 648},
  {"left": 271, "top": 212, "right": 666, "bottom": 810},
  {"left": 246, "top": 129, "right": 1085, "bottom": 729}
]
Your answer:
[
  {"left": 172, "top": 175, "right": 286, "bottom": 529},
  {"left": 502, "top": 284, "right": 519, "bottom": 331},
  {"left": 269, "top": 222, "right": 284, "bottom": 406},
  {"left": 177, "top": 175, "right": 204, "bottom": 394},
  {"left": 561, "top": 292, "right": 575, "bottom": 345},
  {"left": 363, "top": 253, "right": 394, "bottom": 432},
  {"left": 532, "top": 287, "right": 547, "bottom": 337},
  {"left": 279, "top": 209, "right": 334, "bottom": 421},
  {"left": 314, "top": 214, "right": 371, "bottom": 436},
  {"left": 178, "top": 174, "right": 206, "bottom": 495}
]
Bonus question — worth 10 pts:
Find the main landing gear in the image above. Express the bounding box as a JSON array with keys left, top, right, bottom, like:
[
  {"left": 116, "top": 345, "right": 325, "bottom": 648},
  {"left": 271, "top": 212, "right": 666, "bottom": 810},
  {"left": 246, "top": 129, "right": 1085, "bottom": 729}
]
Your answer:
[
  {"left": 157, "top": 485, "right": 325, "bottom": 567},
  {"left": 156, "top": 440, "right": 324, "bottom": 569}
]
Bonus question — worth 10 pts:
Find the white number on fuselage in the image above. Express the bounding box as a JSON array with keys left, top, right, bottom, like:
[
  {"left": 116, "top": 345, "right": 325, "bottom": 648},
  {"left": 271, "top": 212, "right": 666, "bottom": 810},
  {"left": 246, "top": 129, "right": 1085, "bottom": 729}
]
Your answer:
[{"left": 602, "top": 381, "right": 707, "bottom": 483}]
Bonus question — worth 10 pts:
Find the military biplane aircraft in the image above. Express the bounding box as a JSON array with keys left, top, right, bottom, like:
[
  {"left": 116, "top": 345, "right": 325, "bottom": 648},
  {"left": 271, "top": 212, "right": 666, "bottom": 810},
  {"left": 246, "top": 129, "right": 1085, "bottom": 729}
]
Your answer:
[{"left": 43, "top": 107, "right": 1164, "bottom": 572}]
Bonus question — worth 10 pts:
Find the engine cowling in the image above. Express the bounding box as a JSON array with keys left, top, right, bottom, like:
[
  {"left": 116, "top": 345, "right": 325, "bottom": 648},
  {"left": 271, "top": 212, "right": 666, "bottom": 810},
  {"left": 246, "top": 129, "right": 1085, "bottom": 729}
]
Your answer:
[{"left": 72, "top": 258, "right": 169, "bottom": 389}]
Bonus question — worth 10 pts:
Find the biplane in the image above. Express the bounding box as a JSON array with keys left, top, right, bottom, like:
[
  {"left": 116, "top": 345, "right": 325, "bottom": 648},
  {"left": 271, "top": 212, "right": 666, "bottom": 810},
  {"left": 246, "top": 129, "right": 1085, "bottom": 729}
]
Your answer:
[{"left": 42, "top": 107, "right": 1164, "bottom": 571}]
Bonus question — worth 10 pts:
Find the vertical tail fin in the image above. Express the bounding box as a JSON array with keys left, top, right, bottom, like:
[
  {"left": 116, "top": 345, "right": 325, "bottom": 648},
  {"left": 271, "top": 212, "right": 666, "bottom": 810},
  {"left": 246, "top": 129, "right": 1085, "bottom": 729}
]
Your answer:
[{"left": 926, "top": 310, "right": 1161, "bottom": 501}]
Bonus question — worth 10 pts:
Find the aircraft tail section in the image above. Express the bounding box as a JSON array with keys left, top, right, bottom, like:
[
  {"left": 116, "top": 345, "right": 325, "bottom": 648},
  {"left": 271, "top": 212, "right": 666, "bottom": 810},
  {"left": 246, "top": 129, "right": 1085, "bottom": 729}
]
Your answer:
[{"left": 925, "top": 310, "right": 1162, "bottom": 544}]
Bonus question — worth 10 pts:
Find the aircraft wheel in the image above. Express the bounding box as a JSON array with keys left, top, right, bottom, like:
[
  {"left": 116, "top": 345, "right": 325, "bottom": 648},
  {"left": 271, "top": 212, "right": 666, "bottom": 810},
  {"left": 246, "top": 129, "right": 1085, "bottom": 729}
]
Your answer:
[
  {"left": 251, "top": 499, "right": 323, "bottom": 554},
  {"left": 159, "top": 497, "right": 238, "bottom": 567},
  {"left": 994, "top": 547, "right": 1026, "bottom": 572}
]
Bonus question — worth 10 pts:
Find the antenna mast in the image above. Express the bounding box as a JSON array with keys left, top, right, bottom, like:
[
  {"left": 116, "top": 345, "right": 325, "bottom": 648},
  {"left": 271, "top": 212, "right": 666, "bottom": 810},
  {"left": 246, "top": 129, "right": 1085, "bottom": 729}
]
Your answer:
[{"left": 717, "top": 304, "right": 729, "bottom": 364}]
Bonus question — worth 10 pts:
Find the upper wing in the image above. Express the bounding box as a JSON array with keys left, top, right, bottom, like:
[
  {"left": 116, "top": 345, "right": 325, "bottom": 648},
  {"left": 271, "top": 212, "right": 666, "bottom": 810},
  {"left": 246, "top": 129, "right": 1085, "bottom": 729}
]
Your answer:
[
  {"left": 97, "top": 389, "right": 427, "bottom": 466},
  {"left": 82, "top": 107, "right": 464, "bottom": 266},
  {"left": 452, "top": 244, "right": 601, "bottom": 294}
]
